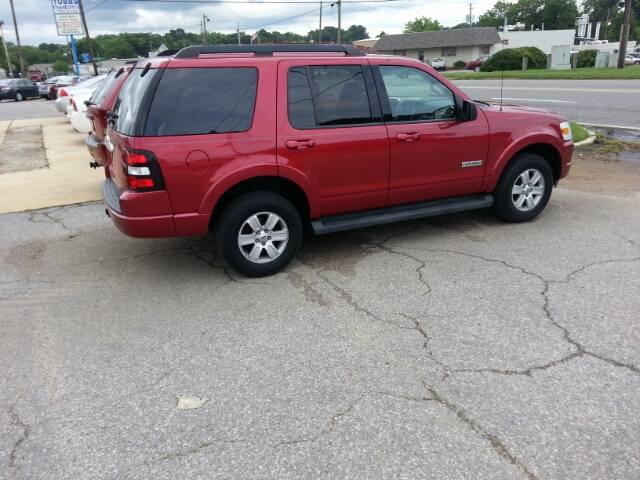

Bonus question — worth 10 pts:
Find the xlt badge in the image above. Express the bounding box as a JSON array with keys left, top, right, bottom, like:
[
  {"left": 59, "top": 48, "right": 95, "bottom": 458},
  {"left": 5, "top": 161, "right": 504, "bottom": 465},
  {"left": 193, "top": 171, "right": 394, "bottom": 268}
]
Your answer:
[{"left": 461, "top": 160, "right": 483, "bottom": 168}]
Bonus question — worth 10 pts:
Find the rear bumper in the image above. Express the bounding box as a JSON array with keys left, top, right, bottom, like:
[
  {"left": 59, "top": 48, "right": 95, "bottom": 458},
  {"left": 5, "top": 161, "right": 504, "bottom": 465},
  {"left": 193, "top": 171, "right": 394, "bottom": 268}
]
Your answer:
[{"left": 103, "top": 178, "right": 177, "bottom": 238}]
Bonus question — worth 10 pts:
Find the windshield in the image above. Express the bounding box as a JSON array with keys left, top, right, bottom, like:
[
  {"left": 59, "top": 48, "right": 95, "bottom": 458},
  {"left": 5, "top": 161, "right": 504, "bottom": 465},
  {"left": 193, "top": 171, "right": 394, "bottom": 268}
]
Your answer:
[{"left": 55, "top": 76, "right": 75, "bottom": 84}]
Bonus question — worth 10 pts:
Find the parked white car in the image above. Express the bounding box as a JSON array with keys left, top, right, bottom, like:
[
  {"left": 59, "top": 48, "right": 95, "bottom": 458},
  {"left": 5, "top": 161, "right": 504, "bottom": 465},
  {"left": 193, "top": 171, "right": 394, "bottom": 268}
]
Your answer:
[
  {"left": 54, "top": 75, "right": 106, "bottom": 113},
  {"left": 431, "top": 57, "right": 446, "bottom": 71},
  {"left": 68, "top": 88, "right": 97, "bottom": 133}
]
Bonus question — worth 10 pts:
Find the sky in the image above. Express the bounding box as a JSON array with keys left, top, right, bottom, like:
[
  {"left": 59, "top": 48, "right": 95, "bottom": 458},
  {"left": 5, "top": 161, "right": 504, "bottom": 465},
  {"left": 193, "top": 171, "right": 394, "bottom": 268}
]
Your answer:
[{"left": 1, "top": 0, "right": 499, "bottom": 47}]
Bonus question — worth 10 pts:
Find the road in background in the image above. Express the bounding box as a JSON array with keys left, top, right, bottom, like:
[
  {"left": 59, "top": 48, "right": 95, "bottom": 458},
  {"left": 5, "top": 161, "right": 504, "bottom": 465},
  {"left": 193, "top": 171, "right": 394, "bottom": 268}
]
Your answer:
[{"left": 451, "top": 79, "right": 640, "bottom": 129}]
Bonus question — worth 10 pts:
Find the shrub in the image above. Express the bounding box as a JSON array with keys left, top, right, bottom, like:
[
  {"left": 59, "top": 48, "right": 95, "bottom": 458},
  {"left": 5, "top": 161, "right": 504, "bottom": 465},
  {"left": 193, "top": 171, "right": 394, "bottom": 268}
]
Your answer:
[
  {"left": 453, "top": 60, "right": 467, "bottom": 69},
  {"left": 577, "top": 49, "right": 598, "bottom": 68},
  {"left": 481, "top": 46, "right": 546, "bottom": 72}
]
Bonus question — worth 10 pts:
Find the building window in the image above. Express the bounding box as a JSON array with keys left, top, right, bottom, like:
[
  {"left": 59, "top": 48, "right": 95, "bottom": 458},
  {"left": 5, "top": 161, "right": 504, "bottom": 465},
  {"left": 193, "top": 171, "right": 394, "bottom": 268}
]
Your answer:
[
  {"left": 441, "top": 46, "right": 456, "bottom": 56},
  {"left": 393, "top": 49, "right": 406, "bottom": 56},
  {"left": 418, "top": 50, "right": 424, "bottom": 62},
  {"left": 481, "top": 45, "right": 490, "bottom": 54}
]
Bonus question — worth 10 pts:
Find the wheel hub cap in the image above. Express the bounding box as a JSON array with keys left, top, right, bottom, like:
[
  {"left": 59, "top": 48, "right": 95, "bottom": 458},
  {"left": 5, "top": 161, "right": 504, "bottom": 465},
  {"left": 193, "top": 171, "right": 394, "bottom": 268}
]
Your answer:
[
  {"left": 238, "top": 213, "right": 289, "bottom": 264},
  {"left": 512, "top": 168, "right": 545, "bottom": 212}
]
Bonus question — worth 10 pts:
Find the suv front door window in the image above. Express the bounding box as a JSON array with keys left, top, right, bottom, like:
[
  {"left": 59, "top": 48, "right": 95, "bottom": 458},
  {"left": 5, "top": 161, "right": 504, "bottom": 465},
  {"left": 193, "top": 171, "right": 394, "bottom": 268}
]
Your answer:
[{"left": 374, "top": 64, "right": 489, "bottom": 204}]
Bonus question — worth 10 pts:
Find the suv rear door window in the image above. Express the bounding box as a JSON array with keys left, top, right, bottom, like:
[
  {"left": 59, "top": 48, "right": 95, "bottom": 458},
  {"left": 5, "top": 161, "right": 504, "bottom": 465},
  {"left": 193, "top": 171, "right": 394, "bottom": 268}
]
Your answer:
[
  {"left": 288, "top": 65, "right": 373, "bottom": 128},
  {"left": 377, "top": 66, "right": 455, "bottom": 122},
  {"left": 144, "top": 67, "right": 258, "bottom": 136}
]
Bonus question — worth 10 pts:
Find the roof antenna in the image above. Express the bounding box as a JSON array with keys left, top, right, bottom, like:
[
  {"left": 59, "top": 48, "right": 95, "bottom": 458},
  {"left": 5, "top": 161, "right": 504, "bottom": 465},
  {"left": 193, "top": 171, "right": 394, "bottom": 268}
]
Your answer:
[{"left": 500, "top": 17, "right": 507, "bottom": 111}]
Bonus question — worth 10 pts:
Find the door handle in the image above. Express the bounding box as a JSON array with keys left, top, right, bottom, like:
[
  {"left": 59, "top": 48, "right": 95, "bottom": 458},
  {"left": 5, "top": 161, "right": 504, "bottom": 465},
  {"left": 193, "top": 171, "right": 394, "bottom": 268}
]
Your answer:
[
  {"left": 285, "top": 139, "right": 316, "bottom": 150},
  {"left": 396, "top": 133, "right": 421, "bottom": 142}
]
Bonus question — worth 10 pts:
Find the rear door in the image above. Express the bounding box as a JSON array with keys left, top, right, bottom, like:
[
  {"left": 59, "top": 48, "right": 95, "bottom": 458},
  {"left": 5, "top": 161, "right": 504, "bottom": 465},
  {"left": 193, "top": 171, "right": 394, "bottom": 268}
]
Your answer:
[
  {"left": 276, "top": 59, "right": 390, "bottom": 218},
  {"left": 372, "top": 61, "right": 490, "bottom": 205}
]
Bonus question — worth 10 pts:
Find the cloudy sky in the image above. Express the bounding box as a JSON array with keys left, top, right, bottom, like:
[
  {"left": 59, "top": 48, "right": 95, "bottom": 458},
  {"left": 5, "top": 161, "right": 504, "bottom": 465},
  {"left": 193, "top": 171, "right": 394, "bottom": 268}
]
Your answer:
[{"left": 3, "top": 0, "right": 498, "bottom": 47}]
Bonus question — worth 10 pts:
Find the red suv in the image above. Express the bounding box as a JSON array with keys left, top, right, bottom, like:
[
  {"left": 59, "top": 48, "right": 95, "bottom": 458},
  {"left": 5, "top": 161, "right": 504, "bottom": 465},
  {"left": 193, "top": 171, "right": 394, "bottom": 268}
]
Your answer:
[
  {"left": 102, "top": 44, "right": 573, "bottom": 277},
  {"left": 85, "top": 64, "right": 135, "bottom": 170}
]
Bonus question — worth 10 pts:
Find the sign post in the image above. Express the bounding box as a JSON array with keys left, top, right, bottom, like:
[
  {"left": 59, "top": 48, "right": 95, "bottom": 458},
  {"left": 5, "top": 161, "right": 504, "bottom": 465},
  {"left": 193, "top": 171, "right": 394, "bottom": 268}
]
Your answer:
[{"left": 51, "top": 0, "right": 84, "bottom": 75}]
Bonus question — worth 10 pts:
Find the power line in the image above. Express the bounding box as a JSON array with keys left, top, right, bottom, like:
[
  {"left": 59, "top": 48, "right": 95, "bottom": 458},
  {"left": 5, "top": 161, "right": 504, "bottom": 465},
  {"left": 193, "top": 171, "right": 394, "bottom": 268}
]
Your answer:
[
  {"left": 85, "top": 0, "right": 110, "bottom": 13},
  {"left": 114, "top": 0, "right": 399, "bottom": 3}
]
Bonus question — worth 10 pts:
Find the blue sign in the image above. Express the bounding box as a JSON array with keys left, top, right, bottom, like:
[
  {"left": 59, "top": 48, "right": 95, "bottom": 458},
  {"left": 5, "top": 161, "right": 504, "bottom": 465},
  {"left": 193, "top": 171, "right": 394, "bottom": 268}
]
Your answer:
[{"left": 80, "top": 53, "right": 91, "bottom": 63}]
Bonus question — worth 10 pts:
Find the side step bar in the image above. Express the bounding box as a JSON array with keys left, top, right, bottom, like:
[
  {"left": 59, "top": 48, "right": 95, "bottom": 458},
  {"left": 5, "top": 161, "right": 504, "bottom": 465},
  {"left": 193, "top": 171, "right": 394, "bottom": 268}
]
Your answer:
[{"left": 311, "top": 194, "right": 494, "bottom": 235}]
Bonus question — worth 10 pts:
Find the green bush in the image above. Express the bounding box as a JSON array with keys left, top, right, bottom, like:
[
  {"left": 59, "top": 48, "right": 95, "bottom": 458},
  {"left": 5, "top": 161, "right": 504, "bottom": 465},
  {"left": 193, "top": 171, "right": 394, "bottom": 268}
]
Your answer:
[
  {"left": 577, "top": 50, "right": 598, "bottom": 68},
  {"left": 453, "top": 60, "right": 467, "bottom": 69},
  {"left": 481, "top": 46, "right": 547, "bottom": 72}
]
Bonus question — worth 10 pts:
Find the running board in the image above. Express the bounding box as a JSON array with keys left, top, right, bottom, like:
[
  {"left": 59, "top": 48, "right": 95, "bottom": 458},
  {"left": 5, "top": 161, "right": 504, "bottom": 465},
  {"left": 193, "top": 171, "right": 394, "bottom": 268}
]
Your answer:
[{"left": 311, "top": 194, "right": 494, "bottom": 235}]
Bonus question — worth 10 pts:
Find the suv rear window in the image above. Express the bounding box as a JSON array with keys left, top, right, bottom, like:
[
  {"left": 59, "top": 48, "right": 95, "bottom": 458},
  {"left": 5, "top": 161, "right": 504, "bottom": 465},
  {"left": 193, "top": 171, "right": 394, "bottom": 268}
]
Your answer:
[
  {"left": 112, "top": 67, "right": 162, "bottom": 136},
  {"left": 143, "top": 67, "right": 258, "bottom": 136},
  {"left": 90, "top": 68, "right": 126, "bottom": 105}
]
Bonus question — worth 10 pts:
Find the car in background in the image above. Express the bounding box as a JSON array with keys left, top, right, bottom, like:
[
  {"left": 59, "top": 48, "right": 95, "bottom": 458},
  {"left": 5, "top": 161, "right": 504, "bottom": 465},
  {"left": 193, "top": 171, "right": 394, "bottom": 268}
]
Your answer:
[
  {"left": 0, "top": 78, "right": 40, "bottom": 102},
  {"left": 625, "top": 54, "right": 640, "bottom": 65},
  {"left": 55, "top": 74, "right": 106, "bottom": 113},
  {"left": 85, "top": 64, "right": 136, "bottom": 169},
  {"left": 47, "top": 75, "right": 92, "bottom": 100},
  {"left": 432, "top": 57, "right": 446, "bottom": 71},
  {"left": 39, "top": 76, "right": 63, "bottom": 99},
  {"left": 466, "top": 55, "right": 491, "bottom": 72},
  {"left": 69, "top": 88, "right": 97, "bottom": 133}
]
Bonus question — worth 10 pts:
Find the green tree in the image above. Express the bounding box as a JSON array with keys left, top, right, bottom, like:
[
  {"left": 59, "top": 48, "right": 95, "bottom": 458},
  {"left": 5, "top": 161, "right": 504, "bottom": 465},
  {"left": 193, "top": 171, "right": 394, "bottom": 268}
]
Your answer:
[
  {"left": 403, "top": 16, "right": 443, "bottom": 33},
  {"left": 477, "top": 1, "right": 516, "bottom": 27},
  {"left": 540, "top": 0, "right": 579, "bottom": 30},
  {"left": 377, "top": 31, "right": 387, "bottom": 37},
  {"left": 51, "top": 60, "right": 71, "bottom": 73}
]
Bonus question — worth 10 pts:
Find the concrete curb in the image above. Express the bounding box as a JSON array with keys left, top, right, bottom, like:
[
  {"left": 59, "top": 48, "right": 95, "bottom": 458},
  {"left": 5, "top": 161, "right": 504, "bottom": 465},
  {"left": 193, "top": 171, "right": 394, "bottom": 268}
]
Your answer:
[{"left": 574, "top": 130, "right": 596, "bottom": 147}]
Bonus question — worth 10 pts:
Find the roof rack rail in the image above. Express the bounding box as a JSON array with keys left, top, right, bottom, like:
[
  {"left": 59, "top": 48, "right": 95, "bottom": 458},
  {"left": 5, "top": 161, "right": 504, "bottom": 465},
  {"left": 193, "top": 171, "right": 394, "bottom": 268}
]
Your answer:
[
  {"left": 156, "top": 49, "right": 180, "bottom": 57},
  {"left": 174, "top": 44, "right": 366, "bottom": 58}
]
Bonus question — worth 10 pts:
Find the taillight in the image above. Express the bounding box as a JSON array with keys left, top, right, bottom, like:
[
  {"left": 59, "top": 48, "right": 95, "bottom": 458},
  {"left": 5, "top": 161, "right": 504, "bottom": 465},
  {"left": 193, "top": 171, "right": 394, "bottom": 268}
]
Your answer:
[
  {"left": 72, "top": 100, "right": 78, "bottom": 112},
  {"left": 60, "top": 90, "right": 68, "bottom": 97},
  {"left": 122, "top": 149, "right": 166, "bottom": 192}
]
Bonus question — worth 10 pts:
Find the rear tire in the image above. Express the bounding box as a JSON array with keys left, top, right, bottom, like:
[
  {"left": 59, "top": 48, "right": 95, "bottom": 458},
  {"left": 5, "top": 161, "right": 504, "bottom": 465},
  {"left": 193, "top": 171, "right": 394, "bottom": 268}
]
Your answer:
[
  {"left": 216, "top": 192, "right": 303, "bottom": 277},
  {"left": 474, "top": 66, "right": 481, "bottom": 72},
  {"left": 492, "top": 153, "right": 553, "bottom": 223},
  {"left": 15, "top": 91, "right": 23, "bottom": 102}
]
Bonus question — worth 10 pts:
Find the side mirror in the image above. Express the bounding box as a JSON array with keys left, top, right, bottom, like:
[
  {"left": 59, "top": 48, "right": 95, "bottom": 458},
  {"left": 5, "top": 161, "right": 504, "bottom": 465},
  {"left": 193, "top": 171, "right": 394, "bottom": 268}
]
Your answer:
[{"left": 461, "top": 100, "right": 478, "bottom": 122}]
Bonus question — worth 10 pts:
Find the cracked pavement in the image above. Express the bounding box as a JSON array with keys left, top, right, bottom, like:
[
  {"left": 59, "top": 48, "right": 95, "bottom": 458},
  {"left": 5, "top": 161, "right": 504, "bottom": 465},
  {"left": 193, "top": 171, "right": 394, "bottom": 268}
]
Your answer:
[{"left": 1, "top": 185, "right": 639, "bottom": 479}]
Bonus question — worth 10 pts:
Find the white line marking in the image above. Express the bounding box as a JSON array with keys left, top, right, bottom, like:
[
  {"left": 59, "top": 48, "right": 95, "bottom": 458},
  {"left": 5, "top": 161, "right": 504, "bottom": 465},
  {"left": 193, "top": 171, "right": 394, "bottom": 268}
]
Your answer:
[{"left": 490, "top": 97, "right": 577, "bottom": 104}]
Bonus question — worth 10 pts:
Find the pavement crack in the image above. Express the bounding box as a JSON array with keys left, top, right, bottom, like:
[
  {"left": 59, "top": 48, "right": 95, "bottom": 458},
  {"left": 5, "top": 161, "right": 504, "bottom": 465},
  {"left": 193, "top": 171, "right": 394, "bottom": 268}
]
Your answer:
[
  {"left": 428, "top": 385, "right": 539, "bottom": 480},
  {"left": 9, "top": 393, "right": 30, "bottom": 472},
  {"left": 452, "top": 351, "right": 585, "bottom": 376},
  {"left": 124, "top": 367, "right": 175, "bottom": 398}
]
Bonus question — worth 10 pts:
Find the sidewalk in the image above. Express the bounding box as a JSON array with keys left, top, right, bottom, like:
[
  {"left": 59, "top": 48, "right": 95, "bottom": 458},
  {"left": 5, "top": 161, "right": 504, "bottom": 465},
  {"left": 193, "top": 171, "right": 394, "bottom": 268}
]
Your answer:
[{"left": 0, "top": 116, "right": 104, "bottom": 214}]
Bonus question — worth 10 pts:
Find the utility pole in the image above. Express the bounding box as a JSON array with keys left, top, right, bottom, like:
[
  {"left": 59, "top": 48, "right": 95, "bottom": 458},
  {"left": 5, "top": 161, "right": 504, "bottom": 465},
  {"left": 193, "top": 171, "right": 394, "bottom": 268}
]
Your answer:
[
  {"left": 319, "top": 1, "right": 322, "bottom": 43},
  {"left": 8, "top": 0, "right": 24, "bottom": 77},
  {"left": 617, "top": 0, "right": 632, "bottom": 68},
  {"left": 202, "top": 14, "right": 210, "bottom": 45},
  {"left": 237, "top": 21, "right": 241, "bottom": 45},
  {"left": 337, "top": 0, "right": 341, "bottom": 44},
  {"left": 78, "top": 0, "right": 99, "bottom": 75},
  {"left": 469, "top": 3, "right": 474, "bottom": 28},
  {"left": 0, "top": 21, "right": 14, "bottom": 78}
]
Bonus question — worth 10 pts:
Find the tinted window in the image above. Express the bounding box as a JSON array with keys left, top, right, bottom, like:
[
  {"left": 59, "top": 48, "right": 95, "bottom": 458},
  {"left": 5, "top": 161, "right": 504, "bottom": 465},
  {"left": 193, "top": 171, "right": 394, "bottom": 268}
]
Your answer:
[
  {"left": 90, "top": 68, "right": 125, "bottom": 105},
  {"left": 287, "top": 65, "right": 372, "bottom": 128},
  {"left": 112, "top": 67, "right": 161, "bottom": 136},
  {"left": 379, "top": 66, "right": 456, "bottom": 122},
  {"left": 144, "top": 67, "right": 258, "bottom": 136}
]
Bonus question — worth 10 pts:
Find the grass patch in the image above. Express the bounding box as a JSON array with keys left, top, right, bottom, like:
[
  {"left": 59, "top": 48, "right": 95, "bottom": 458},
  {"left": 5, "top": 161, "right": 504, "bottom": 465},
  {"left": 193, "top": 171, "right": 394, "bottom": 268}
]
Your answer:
[
  {"left": 443, "top": 66, "right": 640, "bottom": 80},
  {"left": 570, "top": 122, "right": 590, "bottom": 143},
  {"left": 575, "top": 131, "right": 640, "bottom": 156}
]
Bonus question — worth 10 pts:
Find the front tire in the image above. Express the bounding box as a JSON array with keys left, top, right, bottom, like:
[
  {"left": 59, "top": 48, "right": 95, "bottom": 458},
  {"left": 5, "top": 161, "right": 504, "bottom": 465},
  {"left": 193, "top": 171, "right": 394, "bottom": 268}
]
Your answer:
[
  {"left": 15, "top": 91, "right": 23, "bottom": 102},
  {"left": 474, "top": 66, "right": 481, "bottom": 72},
  {"left": 492, "top": 153, "right": 553, "bottom": 223},
  {"left": 216, "top": 192, "right": 303, "bottom": 277}
]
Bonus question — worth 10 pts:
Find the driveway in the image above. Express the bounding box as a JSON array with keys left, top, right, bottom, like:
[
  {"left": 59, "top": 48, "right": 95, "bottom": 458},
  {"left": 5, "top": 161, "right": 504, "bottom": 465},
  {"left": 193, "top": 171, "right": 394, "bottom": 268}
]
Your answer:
[{"left": 2, "top": 158, "right": 639, "bottom": 478}]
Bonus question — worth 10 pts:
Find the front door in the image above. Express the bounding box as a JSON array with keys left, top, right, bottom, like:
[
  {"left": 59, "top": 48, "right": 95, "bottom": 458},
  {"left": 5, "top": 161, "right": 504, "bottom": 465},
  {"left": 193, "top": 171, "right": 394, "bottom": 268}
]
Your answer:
[{"left": 372, "top": 63, "right": 490, "bottom": 206}]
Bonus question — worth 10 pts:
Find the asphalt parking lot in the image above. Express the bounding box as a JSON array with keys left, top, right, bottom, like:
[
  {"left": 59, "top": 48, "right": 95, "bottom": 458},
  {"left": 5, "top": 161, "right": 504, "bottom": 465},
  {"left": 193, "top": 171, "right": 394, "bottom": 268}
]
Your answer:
[{"left": 2, "top": 90, "right": 640, "bottom": 479}]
